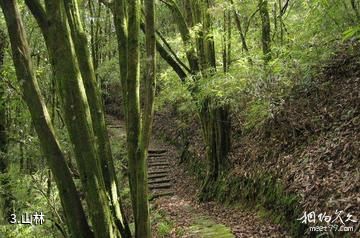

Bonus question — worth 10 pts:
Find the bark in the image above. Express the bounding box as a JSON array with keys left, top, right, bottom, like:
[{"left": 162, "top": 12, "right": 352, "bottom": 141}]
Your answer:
[
  {"left": 0, "top": 1, "right": 92, "bottom": 237},
  {"left": 277, "top": 0, "right": 284, "bottom": 44},
  {"left": 25, "top": 0, "right": 118, "bottom": 237},
  {"left": 62, "top": 1, "right": 130, "bottom": 236},
  {"left": 259, "top": 0, "right": 271, "bottom": 63},
  {"left": 107, "top": 0, "right": 155, "bottom": 236},
  {"left": 162, "top": 0, "right": 232, "bottom": 200},
  {"left": 199, "top": 103, "right": 231, "bottom": 201},
  {"left": 140, "top": 22, "right": 188, "bottom": 81},
  {"left": 191, "top": 0, "right": 206, "bottom": 73},
  {"left": 112, "top": 0, "right": 129, "bottom": 123},
  {"left": 88, "top": 0, "right": 98, "bottom": 71},
  {"left": 230, "top": 0, "right": 248, "bottom": 52},
  {"left": 96, "top": 2, "right": 103, "bottom": 67},
  {"left": 135, "top": 0, "right": 156, "bottom": 236},
  {"left": 161, "top": 0, "right": 200, "bottom": 74},
  {"left": 223, "top": 9, "right": 232, "bottom": 73},
  {"left": 155, "top": 29, "right": 192, "bottom": 74},
  {"left": 196, "top": 3, "right": 231, "bottom": 193}
]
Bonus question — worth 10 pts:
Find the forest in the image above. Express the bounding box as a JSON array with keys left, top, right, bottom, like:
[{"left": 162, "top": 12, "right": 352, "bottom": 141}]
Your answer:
[{"left": 0, "top": 0, "right": 359, "bottom": 237}]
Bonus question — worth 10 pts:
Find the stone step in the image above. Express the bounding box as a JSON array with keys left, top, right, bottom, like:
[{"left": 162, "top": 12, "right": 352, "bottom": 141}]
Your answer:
[
  {"left": 108, "top": 125, "right": 123, "bottom": 128},
  {"left": 148, "top": 154, "right": 167, "bottom": 158},
  {"left": 148, "top": 174, "right": 168, "bottom": 179},
  {"left": 148, "top": 169, "right": 169, "bottom": 174},
  {"left": 148, "top": 160, "right": 168, "bottom": 165},
  {"left": 148, "top": 162, "right": 170, "bottom": 167},
  {"left": 148, "top": 157, "right": 169, "bottom": 161},
  {"left": 148, "top": 178, "right": 171, "bottom": 184},
  {"left": 149, "top": 190, "right": 174, "bottom": 200},
  {"left": 148, "top": 149, "right": 167, "bottom": 154},
  {"left": 148, "top": 165, "right": 168, "bottom": 170},
  {"left": 149, "top": 183, "right": 172, "bottom": 190}
]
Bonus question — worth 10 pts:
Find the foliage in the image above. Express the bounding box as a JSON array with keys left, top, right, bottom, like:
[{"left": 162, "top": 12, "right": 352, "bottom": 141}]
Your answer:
[
  {"left": 0, "top": 165, "right": 64, "bottom": 237},
  {"left": 156, "top": 0, "right": 359, "bottom": 134},
  {"left": 151, "top": 209, "right": 175, "bottom": 238},
  {"left": 155, "top": 69, "right": 194, "bottom": 113},
  {"left": 0, "top": 0, "right": 359, "bottom": 237}
]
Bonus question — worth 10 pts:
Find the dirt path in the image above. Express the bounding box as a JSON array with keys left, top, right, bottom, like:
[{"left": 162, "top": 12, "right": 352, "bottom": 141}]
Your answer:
[
  {"left": 149, "top": 138, "right": 290, "bottom": 238},
  {"left": 147, "top": 140, "right": 235, "bottom": 238},
  {"left": 106, "top": 115, "right": 289, "bottom": 237}
]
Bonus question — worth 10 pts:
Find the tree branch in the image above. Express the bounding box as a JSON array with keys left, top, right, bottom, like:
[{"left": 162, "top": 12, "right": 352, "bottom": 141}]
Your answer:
[
  {"left": 140, "top": 23, "right": 188, "bottom": 81},
  {"left": 160, "top": 0, "right": 200, "bottom": 73},
  {"left": 24, "top": 0, "right": 48, "bottom": 33},
  {"left": 280, "top": 0, "right": 289, "bottom": 17},
  {"left": 156, "top": 29, "right": 192, "bottom": 73},
  {"left": 244, "top": 7, "right": 260, "bottom": 38},
  {"left": 230, "top": 0, "right": 249, "bottom": 52}
]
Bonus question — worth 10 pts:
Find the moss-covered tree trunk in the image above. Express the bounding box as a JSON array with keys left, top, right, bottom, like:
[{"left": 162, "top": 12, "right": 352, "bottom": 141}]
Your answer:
[
  {"left": 62, "top": 1, "right": 130, "bottom": 236},
  {"left": 163, "top": 0, "right": 231, "bottom": 200},
  {"left": 0, "top": 1, "right": 93, "bottom": 237},
  {"left": 135, "top": 0, "right": 156, "bottom": 236},
  {"left": 104, "top": 0, "right": 156, "bottom": 237},
  {"left": 24, "top": 0, "right": 126, "bottom": 237},
  {"left": 126, "top": 0, "right": 154, "bottom": 236},
  {"left": 259, "top": 0, "right": 271, "bottom": 63}
]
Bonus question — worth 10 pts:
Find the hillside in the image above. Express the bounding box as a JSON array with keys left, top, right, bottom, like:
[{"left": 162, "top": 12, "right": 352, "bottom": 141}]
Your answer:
[{"left": 153, "top": 43, "right": 360, "bottom": 237}]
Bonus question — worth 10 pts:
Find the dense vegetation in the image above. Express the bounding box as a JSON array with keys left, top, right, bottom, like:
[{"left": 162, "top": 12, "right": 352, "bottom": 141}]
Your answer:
[{"left": 0, "top": 0, "right": 359, "bottom": 237}]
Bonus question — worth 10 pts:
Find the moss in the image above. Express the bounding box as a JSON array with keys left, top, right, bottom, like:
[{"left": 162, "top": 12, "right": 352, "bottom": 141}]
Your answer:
[
  {"left": 195, "top": 172, "right": 307, "bottom": 237},
  {"left": 170, "top": 129, "right": 305, "bottom": 237},
  {"left": 188, "top": 217, "right": 234, "bottom": 238}
]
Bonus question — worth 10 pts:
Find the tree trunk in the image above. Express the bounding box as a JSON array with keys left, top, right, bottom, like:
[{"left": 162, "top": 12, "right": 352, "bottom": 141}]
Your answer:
[
  {"left": 278, "top": 0, "right": 284, "bottom": 44},
  {"left": 135, "top": 0, "right": 156, "bottom": 236},
  {"left": 259, "top": 0, "right": 271, "bottom": 63},
  {"left": 109, "top": 0, "right": 155, "bottom": 236},
  {"left": 164, "top": 0, "right": 200, "bottom": 74},
  {"left": 162, "top": 0, "right": 231, "bottom": 200},
  {"left": 88, "top": 0, "right": 98, "bottom": 72},
  {"left": 62, "top": 1, "right": 130, "bottom": 236},
  {"left": 230, "top": 0, "right": 249, "bottom": 52},
  {"left": 223, "top": 9, "right": 232, "bottom": 73},
  {"left": 25, "top": 0, "right": 120, "bottom": 236},
  {"left": 0, "top": 1, "right": 93, "bottom": 237},
  {"left": 199, "top": 101, "right": 231, "bottom": 201}
]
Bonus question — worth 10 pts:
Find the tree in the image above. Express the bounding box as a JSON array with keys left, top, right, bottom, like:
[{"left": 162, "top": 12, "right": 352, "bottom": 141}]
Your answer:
[
  {"left": 259, "top": 0, "right": 271, "bottom": 63},
  {"left": 2, "top": 0, "right": 131, "bottom": 237},
  {"left": 160, "top": 0, "right": 231, "bottom": 200},
  {"left": 230, "top": 0, "right": 249, "bottom": 52},
  {"left": 101, "top": 0, "right": 157, "bottom": 237},
  {"left": 0, "top": 1, "right": 93, "bottom": 237}
]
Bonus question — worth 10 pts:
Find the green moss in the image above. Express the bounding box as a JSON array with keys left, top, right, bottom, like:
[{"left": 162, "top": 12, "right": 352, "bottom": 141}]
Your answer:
[
  {"left": 177, "top": 137, "right": 306, "bottom": 236},
  {"left": 188, "top": 217, "right": 235, "bottom": 238},
  {"left": 196, "top": 173, "right": 307, "bottom": 237}
]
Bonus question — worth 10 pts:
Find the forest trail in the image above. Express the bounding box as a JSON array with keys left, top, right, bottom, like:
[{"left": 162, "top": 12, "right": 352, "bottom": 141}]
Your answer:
[
  {"left": 107, "top": 115, "right": 289, "bottom": 237},
  {"left": 149, "top": 139, "right": 289, "bottom": 238},
  {"left": 147, "top": 145, "right": 235, "bottom": 238}
]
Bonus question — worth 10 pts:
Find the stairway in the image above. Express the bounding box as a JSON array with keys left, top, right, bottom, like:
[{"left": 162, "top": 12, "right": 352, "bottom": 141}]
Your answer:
[{"left": 147, "top": 149, "right": 174, "bottom": 200}]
